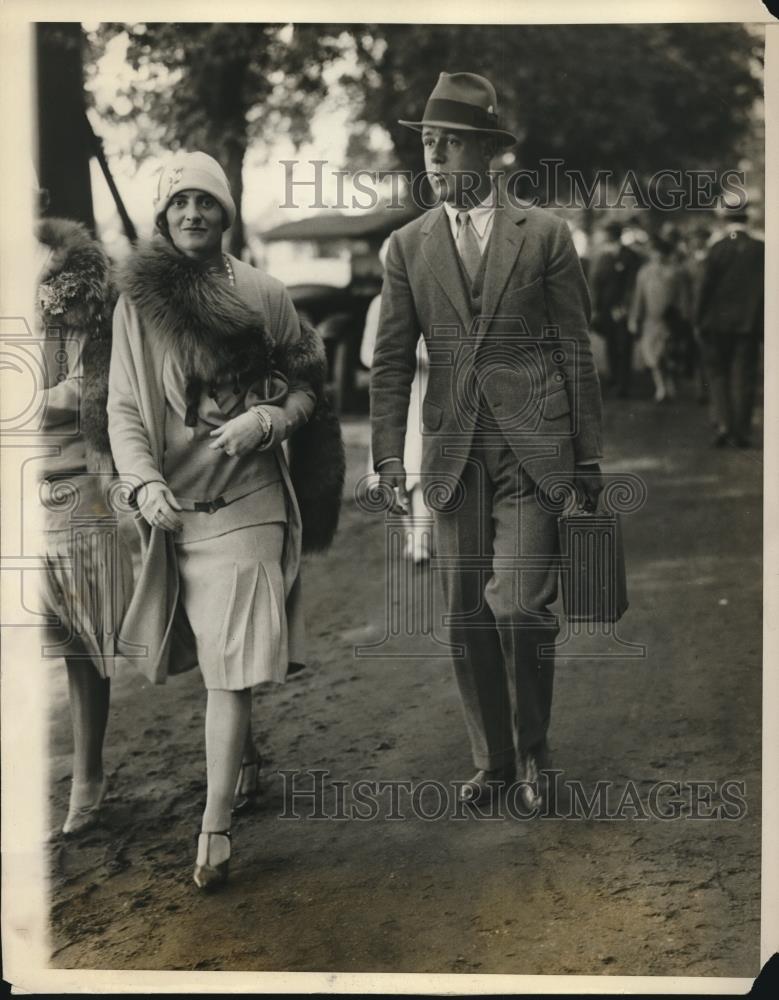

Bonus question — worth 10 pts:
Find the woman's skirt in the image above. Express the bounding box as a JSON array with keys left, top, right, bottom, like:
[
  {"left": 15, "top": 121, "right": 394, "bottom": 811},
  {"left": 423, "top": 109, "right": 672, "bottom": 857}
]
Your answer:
[
  {"left": 175, "top": 522, "right": 288, "bottom": 690},
  {"left": 639, "top": 320, "right": 671, "bottom": 369},
  {"left": 41, "top": 523, "right": 134, "bottom": 674}
]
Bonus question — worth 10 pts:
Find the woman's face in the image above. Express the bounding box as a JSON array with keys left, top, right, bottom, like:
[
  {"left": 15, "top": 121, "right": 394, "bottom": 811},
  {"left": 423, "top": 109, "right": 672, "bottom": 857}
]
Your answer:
[{"left": 165, "top": 189, "right": 224, "bottom": 260}]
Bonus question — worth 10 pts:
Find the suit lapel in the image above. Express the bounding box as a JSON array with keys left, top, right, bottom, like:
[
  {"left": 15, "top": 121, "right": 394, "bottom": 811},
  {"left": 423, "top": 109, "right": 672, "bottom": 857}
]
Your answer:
[
  {"left": 481, "top": 201, "right": 528, "bottom": 329},
  {"left": 421, "top": 206, "right": 473, "bottom": 333}
]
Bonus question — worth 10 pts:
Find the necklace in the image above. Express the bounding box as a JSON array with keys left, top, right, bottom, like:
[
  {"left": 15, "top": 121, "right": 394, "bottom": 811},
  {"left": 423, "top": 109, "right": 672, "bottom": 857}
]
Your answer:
[{"left": 223, "top": 253, "right": 235, "bottom": 287}]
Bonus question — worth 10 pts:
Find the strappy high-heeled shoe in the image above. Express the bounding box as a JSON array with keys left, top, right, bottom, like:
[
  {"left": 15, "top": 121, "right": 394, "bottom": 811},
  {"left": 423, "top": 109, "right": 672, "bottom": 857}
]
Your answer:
[
  {"left": 233, "top": 748, "right": 262, "bottom": 813},
  {"left": 193, "top": 830, "right": 231, "bottom": 891},
  {"left": 62, "top": 776, "right": 108, "bottom": 836}
]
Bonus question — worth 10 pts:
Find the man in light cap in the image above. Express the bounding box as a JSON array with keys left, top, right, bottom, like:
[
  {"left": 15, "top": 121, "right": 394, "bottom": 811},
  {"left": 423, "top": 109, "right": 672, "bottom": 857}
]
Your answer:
[{"left": 370, "top": 72, "right": 604, "bottom": 810}]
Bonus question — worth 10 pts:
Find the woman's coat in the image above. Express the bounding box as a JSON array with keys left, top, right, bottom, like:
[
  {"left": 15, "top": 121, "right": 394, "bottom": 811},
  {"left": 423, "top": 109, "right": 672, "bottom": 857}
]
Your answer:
[{"left": 108, "top": 247, "right": 339, "bottom": 684}]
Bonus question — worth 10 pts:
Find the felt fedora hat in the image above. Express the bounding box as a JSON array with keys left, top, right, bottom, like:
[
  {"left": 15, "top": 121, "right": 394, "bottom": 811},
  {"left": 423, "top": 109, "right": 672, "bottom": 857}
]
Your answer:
[{"left": 399, "top": 71, "right": 517, "bottom": 146}]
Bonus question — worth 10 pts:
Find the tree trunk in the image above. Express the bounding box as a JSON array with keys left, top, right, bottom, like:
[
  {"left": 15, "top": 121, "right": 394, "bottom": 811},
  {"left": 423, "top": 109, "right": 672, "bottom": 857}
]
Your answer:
[
  {"left": 223, "top": 138, "right": 246, "bottom": 259},
  {"left": 36, "top": 24, "right": 94, "bottom": 230}
]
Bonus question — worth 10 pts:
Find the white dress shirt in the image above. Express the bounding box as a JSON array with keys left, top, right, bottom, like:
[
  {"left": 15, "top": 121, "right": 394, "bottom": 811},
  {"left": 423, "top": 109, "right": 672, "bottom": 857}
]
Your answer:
[{"left": 442, "top": 198, "right": 496, "bottom": 254}]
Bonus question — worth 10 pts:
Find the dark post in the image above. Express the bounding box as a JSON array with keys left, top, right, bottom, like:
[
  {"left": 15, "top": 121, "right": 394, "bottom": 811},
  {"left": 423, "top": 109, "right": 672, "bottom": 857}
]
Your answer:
[{"left": 36, "top": 23, "right": 94, "bottom": 230}]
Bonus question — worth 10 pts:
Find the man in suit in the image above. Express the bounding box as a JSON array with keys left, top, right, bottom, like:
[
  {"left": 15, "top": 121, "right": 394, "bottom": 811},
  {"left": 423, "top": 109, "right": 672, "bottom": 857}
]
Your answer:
[
  {"left": 370, "top": 72, "right": 604, "bottom": 809},
  {"left": 696, "top": 207, "right": 764, "bottom": 448},
  {"left": 589, "top": 221, "right": 643, "bottom": 398}
]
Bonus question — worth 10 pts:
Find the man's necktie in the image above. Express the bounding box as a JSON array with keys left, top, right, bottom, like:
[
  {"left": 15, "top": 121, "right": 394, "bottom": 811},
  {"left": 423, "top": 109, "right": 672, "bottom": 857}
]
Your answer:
[{"left": 456, "top": 211, "right": 482, "bottom": 282}]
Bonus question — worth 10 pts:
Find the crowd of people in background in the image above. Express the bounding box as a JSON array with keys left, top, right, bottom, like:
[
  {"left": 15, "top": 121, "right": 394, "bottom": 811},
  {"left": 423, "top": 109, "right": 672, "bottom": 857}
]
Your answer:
[
  {"left": 359, "top": 203, "right": 765, "bottom": 566},
  {"left": 582, "top": 207, "right": 764, "bottom": 448}
]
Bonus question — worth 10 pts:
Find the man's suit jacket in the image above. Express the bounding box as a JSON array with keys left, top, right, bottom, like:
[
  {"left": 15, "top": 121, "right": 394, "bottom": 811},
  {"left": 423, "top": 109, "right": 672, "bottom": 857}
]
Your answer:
[
  {"left": 370, "top": 201, "right": 603, "bottom": 490},
  {"left": 696, "top": 230, "right": 764, "bottom": 338},
  {"left": 589, "top": 243, "right": 642, "bottom": 332}
]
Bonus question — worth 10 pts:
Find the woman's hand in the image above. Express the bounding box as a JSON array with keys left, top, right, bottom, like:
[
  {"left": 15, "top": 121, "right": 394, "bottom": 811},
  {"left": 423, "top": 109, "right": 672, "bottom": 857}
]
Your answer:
[
  {"left": 137, "top": 481, "right": 183, "bottom": 532},
  {"left": 209, "top": 411, "right": 269, "bottom": 457}
]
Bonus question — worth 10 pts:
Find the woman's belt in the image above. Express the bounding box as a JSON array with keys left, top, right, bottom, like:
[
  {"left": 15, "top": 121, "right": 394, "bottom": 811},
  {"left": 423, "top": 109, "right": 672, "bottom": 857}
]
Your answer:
[{"left": 175, "top": 477, "right": 279, "bottom": 514}]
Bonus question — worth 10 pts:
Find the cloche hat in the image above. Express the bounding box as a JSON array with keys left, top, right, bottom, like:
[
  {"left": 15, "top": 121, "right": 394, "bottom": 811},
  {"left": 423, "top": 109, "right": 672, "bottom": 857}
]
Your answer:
[{"left": 154, "top": 151, "right": 236, "bottom": 231}]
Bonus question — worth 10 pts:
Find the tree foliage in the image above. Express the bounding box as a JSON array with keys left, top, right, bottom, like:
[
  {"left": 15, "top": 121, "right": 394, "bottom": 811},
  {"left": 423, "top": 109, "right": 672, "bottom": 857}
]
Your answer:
[
  {"left": 86, "top": 23, "right": 344, "bottom": 253},
  {"left": 80, "top": 22, "right": 763, "bottom": 248},
  {"left": 340, "top": 23, "right": 763, "bottom": 198}
]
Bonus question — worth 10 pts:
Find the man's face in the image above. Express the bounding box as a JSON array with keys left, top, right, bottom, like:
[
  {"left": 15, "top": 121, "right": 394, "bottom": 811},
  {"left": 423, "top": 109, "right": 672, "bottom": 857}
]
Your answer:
[{"left": 422, "top": 126, "right": 492, "bottom": 206}]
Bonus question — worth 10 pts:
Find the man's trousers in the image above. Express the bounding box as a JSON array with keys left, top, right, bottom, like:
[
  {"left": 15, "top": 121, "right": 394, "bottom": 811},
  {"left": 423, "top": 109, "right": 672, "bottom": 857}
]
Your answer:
[
  {"left": 432, "top": 422, "right": 560, "bottom": 770},
  {"left": 604, "top": 317, "right": 634, "bottom": 397},
  {"left": 700, "top": 332, "right": 761, "bottom": 441}
]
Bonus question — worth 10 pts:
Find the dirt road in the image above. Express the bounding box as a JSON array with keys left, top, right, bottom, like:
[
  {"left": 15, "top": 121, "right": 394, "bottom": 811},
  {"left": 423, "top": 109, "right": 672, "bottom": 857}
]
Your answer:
[{"left": 47, "top": 386, "right": 762, "bottom": 977}]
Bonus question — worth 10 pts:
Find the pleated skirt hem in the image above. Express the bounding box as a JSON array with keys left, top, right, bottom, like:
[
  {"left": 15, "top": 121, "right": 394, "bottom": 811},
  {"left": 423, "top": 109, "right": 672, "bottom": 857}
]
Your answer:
[{"left": 175, "top": 522, "right": 289, "bottom": 690}]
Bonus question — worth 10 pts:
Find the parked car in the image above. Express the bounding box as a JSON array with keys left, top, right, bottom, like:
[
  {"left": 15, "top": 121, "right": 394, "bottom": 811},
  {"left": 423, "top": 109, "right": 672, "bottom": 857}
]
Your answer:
[
  {"left": 288, "top": 283, "right": 374, "bottom": 414},
  {"left": 261, "top": 202, "right": 420, "bottom": 413}
]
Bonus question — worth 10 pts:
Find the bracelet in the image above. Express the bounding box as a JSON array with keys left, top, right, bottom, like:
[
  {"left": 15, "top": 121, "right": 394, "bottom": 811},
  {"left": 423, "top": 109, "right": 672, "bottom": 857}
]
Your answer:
[{"left": 249, "top": 405, "right": 272, "bottom": 446}]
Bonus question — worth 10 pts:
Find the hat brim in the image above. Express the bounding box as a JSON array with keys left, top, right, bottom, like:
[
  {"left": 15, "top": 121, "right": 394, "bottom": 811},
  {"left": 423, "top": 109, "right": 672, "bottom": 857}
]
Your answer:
[{"left": 398, "top": 119, "right": 517, "bottom": 146}]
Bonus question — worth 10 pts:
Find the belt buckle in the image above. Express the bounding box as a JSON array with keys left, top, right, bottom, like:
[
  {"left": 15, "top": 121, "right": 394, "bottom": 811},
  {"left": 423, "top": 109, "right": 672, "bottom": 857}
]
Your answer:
[{"left": 194, "top": 495, "right": 227, "bottom": 514}]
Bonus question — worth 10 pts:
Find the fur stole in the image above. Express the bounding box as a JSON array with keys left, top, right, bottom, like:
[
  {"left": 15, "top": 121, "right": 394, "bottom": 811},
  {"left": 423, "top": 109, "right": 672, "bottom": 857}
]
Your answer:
[
  {"left": 118, "top": 239, "right": 344, "bottom": 552},
  {"left": 36, "top": 218, "right": 116, "bottom": 472},
  {"left": 118, "top": 240, "right": 275, "bottom": 391}
]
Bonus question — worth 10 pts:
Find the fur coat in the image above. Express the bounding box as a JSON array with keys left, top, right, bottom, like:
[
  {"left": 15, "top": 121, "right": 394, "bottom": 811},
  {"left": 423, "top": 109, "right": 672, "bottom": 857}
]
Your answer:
[
  {"left": 117, "top": 240, "right": 344, "bottom": 552},
  {"left": 109, "top": 242, "right": 344, "bottom": 683},
  {"left": 36, "top": 217, "right": 115, "bottom": 473}
]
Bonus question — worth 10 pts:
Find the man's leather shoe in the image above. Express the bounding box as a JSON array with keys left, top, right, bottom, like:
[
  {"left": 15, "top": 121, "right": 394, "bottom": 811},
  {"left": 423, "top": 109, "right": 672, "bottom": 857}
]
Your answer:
[
  {"left": 516, "top": 740, "right": 554, "bottom": 811},
  {"left": 458, "top": 763, "right": 516, "bottom": 807}
]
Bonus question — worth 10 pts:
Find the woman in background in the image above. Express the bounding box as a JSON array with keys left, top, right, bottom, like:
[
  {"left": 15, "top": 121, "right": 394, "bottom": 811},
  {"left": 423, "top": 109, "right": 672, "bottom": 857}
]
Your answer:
[
  {"left": 629, "top": 234, "right": 683, "bottom": 403},
  {"left": 361, "top": 238, "right": 432, "bottom": 563},
  {"left": 37, "top": 209, "right": 133, "bottom": 836}
]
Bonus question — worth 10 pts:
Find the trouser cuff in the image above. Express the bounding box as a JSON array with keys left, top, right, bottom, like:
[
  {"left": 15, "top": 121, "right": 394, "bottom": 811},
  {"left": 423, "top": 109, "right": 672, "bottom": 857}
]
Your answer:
[
  {"left": 517, "top": 726, "right": 549, "bottom": 753},
  {"left": 473, "top": 746, "right": 516, "bottom": 770}
]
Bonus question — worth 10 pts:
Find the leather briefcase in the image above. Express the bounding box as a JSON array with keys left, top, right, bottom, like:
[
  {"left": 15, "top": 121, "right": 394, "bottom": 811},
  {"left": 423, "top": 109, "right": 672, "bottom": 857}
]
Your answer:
[{"left": 557, "top": 511, "right": 628, "bottom": 623}]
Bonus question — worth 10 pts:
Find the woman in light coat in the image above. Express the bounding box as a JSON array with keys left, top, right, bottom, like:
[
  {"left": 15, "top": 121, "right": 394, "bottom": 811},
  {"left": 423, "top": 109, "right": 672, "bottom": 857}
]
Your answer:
[
  {"left": 629, "top": 234, "right": 684, "bottom": 402},
  {"left": 108, "top": 151, "right": 342, "bottom": 889},
  {"left": 361, "top": 238, "right": 432, "bottom": 562}
]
